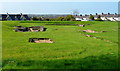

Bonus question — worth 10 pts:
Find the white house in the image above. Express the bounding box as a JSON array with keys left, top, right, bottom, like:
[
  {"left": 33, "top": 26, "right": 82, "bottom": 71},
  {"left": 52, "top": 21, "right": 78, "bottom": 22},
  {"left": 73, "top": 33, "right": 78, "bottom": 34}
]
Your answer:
[
  {"left": 74, "top": 13, "right": 119, "bottom": 21},
  {"left": 75, "top": 15, "right": 89, "bottom": 21}
]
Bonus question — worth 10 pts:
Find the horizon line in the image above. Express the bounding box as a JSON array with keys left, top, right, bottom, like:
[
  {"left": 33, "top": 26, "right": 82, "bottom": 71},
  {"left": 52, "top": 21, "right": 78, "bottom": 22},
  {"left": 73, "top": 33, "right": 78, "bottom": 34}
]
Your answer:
[{"left": 0, "top": 13, "right": 118, "bottom": 15}]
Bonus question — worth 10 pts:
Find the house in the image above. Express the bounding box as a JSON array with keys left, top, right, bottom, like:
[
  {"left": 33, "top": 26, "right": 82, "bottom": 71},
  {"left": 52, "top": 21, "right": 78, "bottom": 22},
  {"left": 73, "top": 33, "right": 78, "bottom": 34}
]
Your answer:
[
  {"left": 100, "top": 13, "right": 119, "bottom": 21},
  {"left": 75, "top": 18, "right": 82, "bottom": 21},
  {"left": 74, "top": 13, "right": 120, "bottom": 21},
  {"left": 74, "top": 15, "right": 93, "bottom": 21},
  {"left": 0, "top": 15, "right": 2, "bottom": 21},
  {"left": 74, "top": 15, "right": 89, "bottom": 21},
  {"left": 0, "top": 13, "right": 30, "bottom": 21},
  {"left": 14, "top": 26, "right": 46, "bottom": 32}
]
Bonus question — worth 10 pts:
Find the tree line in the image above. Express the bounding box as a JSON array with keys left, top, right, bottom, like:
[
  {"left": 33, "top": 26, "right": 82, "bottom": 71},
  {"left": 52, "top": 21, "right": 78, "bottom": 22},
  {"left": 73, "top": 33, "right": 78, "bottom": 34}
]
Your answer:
[
  {"left": 31, "top": 15, "right": 75, "bottom": 21},
  {"left": 30, "top": 14, "right": 108, "bottom": 21}
]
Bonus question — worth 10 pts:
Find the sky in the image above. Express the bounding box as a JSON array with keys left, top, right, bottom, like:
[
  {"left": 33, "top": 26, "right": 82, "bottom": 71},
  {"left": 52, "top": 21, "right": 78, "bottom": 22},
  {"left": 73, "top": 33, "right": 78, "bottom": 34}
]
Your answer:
[
  {"left": 0, "top": 1, "right": 119, "bottom": 14},
  {"left": 0, "top": 0, "right": 119, "bottom": 2}
]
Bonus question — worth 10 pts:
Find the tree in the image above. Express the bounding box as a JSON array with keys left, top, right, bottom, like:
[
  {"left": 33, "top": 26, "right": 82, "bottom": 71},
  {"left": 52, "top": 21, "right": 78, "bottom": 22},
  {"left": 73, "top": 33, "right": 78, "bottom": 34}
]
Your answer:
[
  {"left": 89, "top": 14, "right": 94, "bottom": 20},
  {"left": 98, "top": 15, "right": 101, "bottom": 18},
  {"left": 45, "top": 18, "right": 50, "bottom": 21},
  {"left": 72, "top": 10, "right": 79, "bottom": 16},
  {"left": 49, "top": 18, "right": 56, "bottom": 21},
  {"left": 63, "top": 15, "right": 75, "bottom": 21},
  {"left": 31, "top": 17, "right": 38, "bottom": 21},
  {"left": 38, "top": 17, "right": 43, "bottom": 21},
  {"left": 57, "top": 17, "right": 64, "bottom": 21},
  {"left": 95, "top": 15, "right": 102, "bottom": 21},
  {"left": 85, "top": 14, "right": 87, "bottom": 16}
]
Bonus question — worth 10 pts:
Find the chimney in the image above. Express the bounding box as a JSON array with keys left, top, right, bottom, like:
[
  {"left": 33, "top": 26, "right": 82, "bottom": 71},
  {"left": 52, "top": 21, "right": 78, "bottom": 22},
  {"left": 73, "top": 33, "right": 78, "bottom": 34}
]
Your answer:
[
  {"left": 115, "top": 13, "right": 117, "bottom": 15},
  {"left": 96, "top": 13, "right": 98, "bottom": 15},
  {"left": 108, "top": 13, "right": 110, "bottom": 15},
  {"left": 102, "top": 13, "right": 104, "bottom": 15}
]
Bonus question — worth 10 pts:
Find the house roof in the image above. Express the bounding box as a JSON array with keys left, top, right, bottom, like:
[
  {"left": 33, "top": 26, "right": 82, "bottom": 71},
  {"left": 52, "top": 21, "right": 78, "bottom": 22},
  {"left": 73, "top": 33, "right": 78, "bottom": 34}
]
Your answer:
[
  {"left": 0, "top": 14, "right": 30, "bottom": 20},
  {"left": 74, "top": 14, "right": 120, "bottom": 18}
]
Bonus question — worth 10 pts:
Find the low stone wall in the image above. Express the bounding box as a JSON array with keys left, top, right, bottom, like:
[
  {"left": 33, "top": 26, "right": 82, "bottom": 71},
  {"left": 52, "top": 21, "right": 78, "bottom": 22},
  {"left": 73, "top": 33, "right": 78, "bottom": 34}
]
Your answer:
[
  {"left": 45, "top": 24, "right": 91, "bottom": 27},
  {"left": 29, "top": 38, "right": 53, "bottom": 43},
  {"left": 45, "top": 24, "right": 78, "bottom": 26}
]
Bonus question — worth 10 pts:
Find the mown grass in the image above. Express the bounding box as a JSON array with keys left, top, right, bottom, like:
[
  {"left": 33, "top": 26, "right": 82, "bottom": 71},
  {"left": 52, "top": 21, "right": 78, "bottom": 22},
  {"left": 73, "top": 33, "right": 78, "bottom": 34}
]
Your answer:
[
  {"left": 0, "top": 21, "right": 2, "bottom": 70},
  {"left": 2, "top": 21, "right": 118, "bottom": 69}
]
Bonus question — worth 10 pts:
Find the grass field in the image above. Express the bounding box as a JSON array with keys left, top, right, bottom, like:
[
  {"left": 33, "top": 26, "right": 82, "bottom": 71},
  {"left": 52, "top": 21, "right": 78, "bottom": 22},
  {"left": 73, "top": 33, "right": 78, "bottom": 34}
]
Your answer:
[
  {"left": 0, "top": 21, "right": 2, "bottom": 70},
  {"left": 2, "top": 21, "right": 118, "bottom": 69}
]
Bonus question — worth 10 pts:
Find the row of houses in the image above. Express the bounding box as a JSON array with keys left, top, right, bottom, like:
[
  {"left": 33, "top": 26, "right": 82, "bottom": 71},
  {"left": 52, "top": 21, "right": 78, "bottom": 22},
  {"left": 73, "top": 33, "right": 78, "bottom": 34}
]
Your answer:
[
  {"left": 0, "top": 13, "right": 30, "bottom": 20},
  {"left": 0, "top": 13, "right": 120, "bottom": 21},
  {"left": 74, "top": 13, "right": 120, "bottom": 21},
  {"left": 0, "top": 13, "right": 69, "bottom": 21}
]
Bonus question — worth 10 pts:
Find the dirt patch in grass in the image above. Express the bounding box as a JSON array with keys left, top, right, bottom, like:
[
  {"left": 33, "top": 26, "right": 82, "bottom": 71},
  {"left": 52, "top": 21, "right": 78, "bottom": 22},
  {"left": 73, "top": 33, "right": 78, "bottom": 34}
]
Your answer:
[
  {"left": 81, "top": 33, "right": 117, "bottom": 44},
  {"left": 82, "top": 29, "right": 98, "bottom": 33}
]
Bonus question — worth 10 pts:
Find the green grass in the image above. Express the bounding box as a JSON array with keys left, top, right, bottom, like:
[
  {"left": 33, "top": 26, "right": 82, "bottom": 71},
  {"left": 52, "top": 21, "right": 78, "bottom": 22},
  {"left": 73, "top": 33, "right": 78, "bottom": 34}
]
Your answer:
[
  {"left": 2, "top": 21, "right": 118, "bottom": 69},
  {"left": 0, "top": 21, "right": 2, "bottom": 70}
]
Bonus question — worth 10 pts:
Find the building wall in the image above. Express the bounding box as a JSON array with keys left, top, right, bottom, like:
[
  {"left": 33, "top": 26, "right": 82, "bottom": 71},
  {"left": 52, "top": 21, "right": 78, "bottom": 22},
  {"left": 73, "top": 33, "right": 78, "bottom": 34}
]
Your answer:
[{"left": 75, "top": 16, "right": 119, "bottom": 21}]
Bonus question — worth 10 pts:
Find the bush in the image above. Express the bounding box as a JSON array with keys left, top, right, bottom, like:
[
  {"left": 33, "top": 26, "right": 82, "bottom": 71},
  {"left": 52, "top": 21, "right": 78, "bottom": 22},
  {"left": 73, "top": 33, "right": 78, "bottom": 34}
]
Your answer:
[
  {"left": 95, "top": 15, "right": 103, "bottom": 21},
  {"left": 89, "top": 15, "right": 94, "bottom": 20},
  {"left": 31, "top": 17, "right": 39, "bottom": 21},
  {"left": 50, "top": 15, "right": 75, "bottom": 21},
  {"left": 30, "top": 15, "right": 75, "bottom": 21},
  {"left": 57, "top": 17, "right": 64, "bottom": 21},
  {"left": 63, "top": 15, "right": 75, "bottom": 21}
]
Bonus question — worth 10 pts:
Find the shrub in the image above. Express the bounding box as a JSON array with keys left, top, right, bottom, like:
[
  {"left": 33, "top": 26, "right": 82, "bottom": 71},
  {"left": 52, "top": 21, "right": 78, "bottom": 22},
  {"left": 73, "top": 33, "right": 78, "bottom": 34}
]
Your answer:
[
  {"left": 63, "top": 15, "right": 75, "bottom": 21},
  {"left": 95, "top": 15, "right": 103, "bottom": 21},
  {"left": 89, "top": 15, "right": 94, "bottom": 20},
  {"left": 31, "top": 17, "right": 39, "bottom": 21}
]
